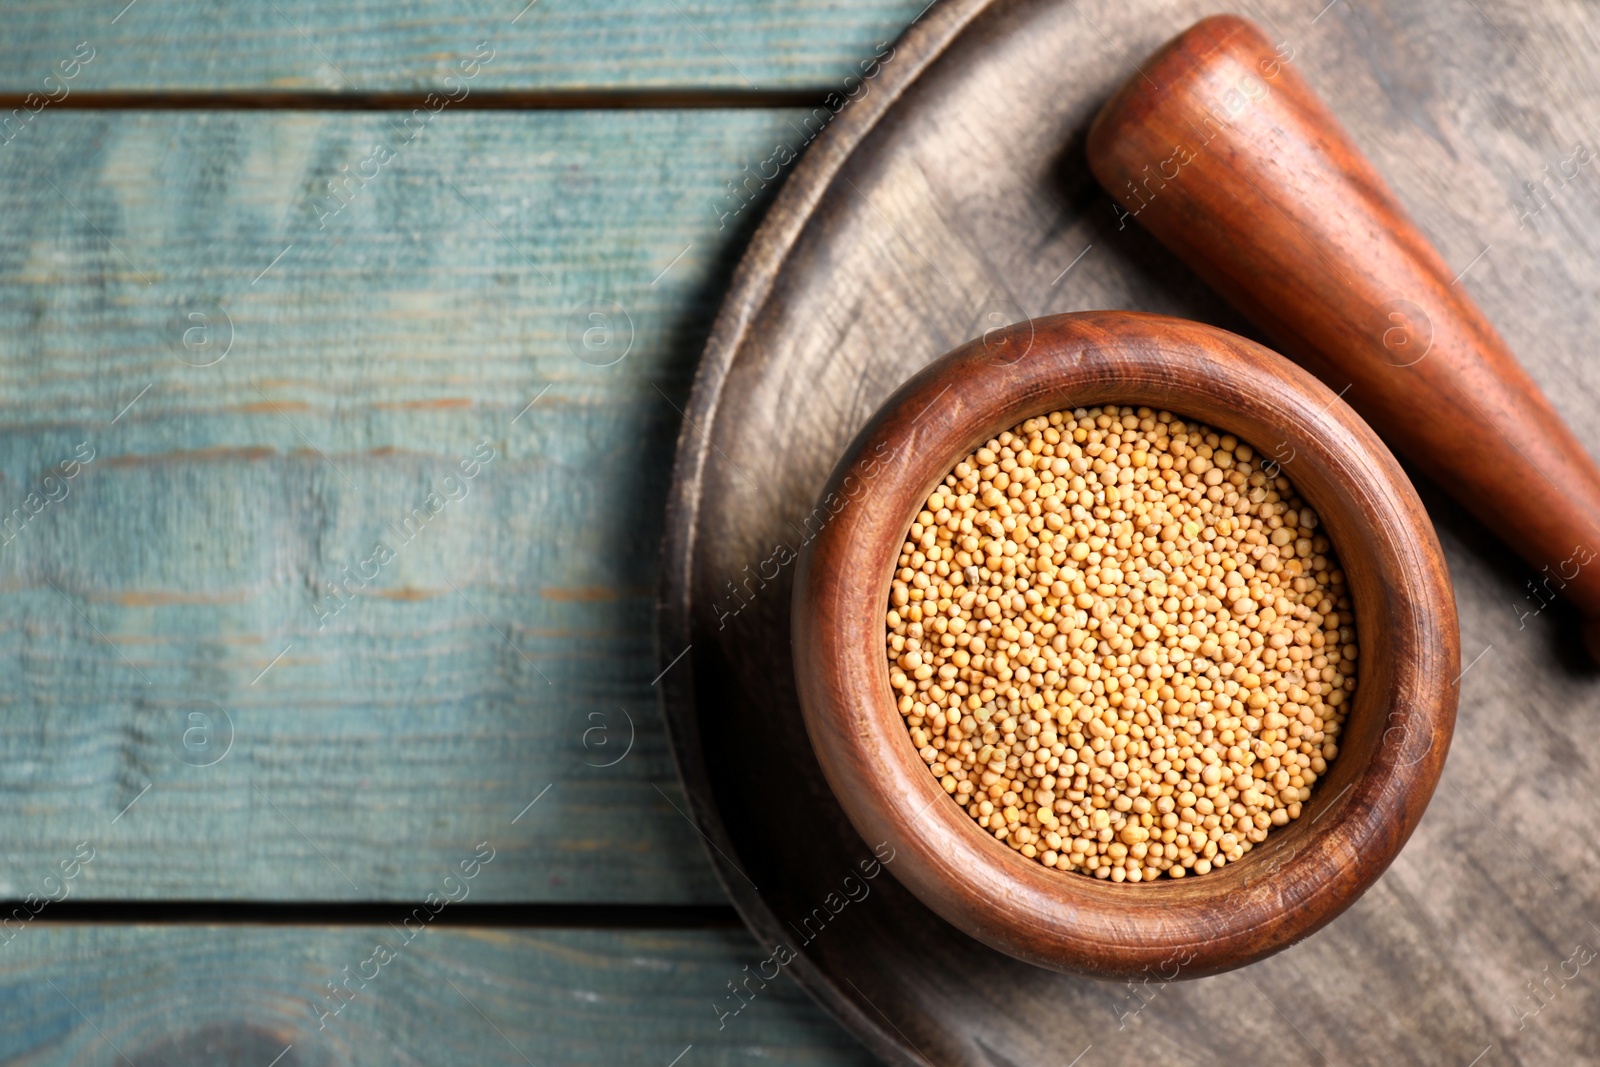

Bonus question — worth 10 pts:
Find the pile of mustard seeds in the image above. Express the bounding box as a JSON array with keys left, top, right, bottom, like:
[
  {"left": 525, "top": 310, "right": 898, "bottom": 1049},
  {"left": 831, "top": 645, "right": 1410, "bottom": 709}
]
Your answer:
[{"left": 885, "top": 406, "right": 1357, "bottom": 882}]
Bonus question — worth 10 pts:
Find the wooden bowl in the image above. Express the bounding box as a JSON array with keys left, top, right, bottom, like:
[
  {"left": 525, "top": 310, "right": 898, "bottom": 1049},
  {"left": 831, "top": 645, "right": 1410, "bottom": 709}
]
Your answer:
[{"left": 791, "top": 310, "right": 1459, "bottom": 979}]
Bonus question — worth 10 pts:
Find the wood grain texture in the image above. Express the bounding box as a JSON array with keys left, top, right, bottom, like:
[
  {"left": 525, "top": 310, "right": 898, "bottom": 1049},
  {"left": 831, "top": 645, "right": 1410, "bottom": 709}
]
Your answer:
[
  {"left": 1087, "top": 14, "right": 1600, "bottom": 646},
  {"left": 660, "top": 0, "right": 1600, "bottom": 1062},
  {"left": 0, "top": 108, "right": 840, "bottom": 903},
  {"left": 792, "top": 311, "right": 1458, "bottom": 978},
  {"left": 0, "top": 0, "right": 926, "bottom": 93},
  {"left": 0, "top": 924, "right": 873, "bottom": 1065}
]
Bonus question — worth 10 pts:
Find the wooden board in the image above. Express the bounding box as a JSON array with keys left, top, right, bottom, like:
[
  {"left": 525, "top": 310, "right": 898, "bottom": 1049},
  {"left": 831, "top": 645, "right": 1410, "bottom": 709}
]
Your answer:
[
  {"left": 659, "top": 0, "right": 1600, "bottom": 1063},
  {"left": 0, "top": 108, "right": 855, "bottom": 904},
  {"left": 0, "top": 924, "right": 873, "bottom": 1064},
  {"left": 0, "top": 0, "right": 927, "bottom": 93}
]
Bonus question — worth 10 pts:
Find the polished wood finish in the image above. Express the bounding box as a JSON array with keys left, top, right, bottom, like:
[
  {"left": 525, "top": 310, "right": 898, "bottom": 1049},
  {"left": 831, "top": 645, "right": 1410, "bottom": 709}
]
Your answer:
[
  {"left": 1087, "top": 14, "right": 1600, "bottom": 648},
  {"left": 659, "top": 0, "right": 1600, "bottom": 1063},
  {"left": 794, "top": 311, "right": 1458, "bottom": 977}
]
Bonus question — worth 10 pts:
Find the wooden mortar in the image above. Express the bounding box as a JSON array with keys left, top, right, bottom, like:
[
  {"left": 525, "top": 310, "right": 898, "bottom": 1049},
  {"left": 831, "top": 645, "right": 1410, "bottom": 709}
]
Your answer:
[{"left": 792, "top": 311, "right": 1458, "bottom": 977}]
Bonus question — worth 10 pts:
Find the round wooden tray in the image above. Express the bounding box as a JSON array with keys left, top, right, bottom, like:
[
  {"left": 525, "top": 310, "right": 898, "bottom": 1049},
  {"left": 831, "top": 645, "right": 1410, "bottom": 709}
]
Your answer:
[{"left": 659, "top": 0, "right": 1600, "bottom": 1063}]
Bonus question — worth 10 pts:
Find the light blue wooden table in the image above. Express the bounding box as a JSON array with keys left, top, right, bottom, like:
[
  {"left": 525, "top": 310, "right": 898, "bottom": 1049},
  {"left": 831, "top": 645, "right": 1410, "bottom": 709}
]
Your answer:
[{"left": 0, "top": 3, "right": 932, "bottom": 1060}]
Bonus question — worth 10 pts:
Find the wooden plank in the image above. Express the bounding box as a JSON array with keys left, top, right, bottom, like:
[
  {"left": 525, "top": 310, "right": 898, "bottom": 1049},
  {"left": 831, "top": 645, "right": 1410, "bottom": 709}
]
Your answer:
[
  {"left": 0, "top": 0, "right": 924, "bottom": 93},
  {"left": 0, "top": 108, "right": 832, "bottom": 902},
  {"left": 0, "top": 923, "right": 874, "bottom": 1065}
]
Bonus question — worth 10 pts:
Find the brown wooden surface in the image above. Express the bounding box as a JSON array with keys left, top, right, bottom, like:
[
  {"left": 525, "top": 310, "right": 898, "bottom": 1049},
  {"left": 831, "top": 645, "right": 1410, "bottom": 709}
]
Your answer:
[
  {"left": 659, "top": 0, "right": 1600, "bottom": 1063},
  {"left": 791, "top": 311, "right": 1458, "bottom": 979},
  {"left": 1087, "top": 15, "right": 1600, "bottom": 645}
]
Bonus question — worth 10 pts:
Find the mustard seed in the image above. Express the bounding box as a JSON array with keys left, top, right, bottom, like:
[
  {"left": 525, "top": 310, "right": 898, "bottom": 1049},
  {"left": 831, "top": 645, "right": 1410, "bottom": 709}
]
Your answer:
[{"left": 884, "top": 406, "right": 1357, "bottom": 881}]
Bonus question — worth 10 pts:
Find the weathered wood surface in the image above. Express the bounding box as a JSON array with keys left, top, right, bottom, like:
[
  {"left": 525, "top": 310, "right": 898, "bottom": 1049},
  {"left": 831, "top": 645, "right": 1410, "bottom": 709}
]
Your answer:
[
  {"left": 0, "top": 0, "right": 926, "bottom": 93},
  {"left": 661, "top": 0, "right": 1600, "bottom": 1062},
  {"left": 0, "top": 2, "right": 902, "bottom": 1064},
  {"left": 0, "top": 924, "right": 873, "bottom": 1065},
  {"left": 0, "top": 108, "right": 847, "bottom": 903}
]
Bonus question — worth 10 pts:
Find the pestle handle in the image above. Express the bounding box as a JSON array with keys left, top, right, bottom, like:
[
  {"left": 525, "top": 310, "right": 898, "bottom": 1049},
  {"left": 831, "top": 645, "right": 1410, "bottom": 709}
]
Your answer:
[{"left": 1086, "top": 14, "right": 1600, "bottom": 648}]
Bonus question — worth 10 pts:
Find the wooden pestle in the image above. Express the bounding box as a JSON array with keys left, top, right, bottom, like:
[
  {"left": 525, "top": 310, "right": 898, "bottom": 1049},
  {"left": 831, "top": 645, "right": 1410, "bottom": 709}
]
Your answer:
[{"left": 1086, "top": 14, "right": 1600, "bottom": 651}]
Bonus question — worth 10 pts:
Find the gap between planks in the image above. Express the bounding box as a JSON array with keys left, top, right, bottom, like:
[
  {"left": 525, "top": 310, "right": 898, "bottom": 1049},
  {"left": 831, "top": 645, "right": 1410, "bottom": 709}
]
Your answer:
[
  {"left": 0, "top": 88, "right": 829, "bottom": 110},
  {"left": 6, "top": 901, "right": 742, "bottom": 928}
]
